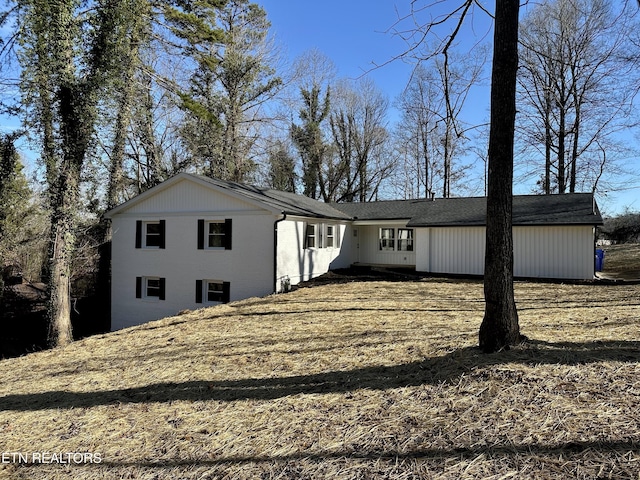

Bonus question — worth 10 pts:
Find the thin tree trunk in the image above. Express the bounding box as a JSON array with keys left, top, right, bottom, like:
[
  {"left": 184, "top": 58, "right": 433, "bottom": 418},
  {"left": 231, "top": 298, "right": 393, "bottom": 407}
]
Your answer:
[
  {"left": 544, "top": 89, "right": 552, "bottom": 194},
  {"left": 479, "top": 0, "right": 521, "bottom": 353},
  {"left": 558, "top": 100, "right": 566, "bottom": 193},
  {"left": 570, "top": 80, "right": 581, "bottom": 193}
]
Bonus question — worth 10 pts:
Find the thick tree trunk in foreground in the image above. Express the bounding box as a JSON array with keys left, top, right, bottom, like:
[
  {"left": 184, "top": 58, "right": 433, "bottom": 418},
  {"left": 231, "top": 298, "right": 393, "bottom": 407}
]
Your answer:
[{"left": 479, "top": 0, "right": 522, "bottom": 353}]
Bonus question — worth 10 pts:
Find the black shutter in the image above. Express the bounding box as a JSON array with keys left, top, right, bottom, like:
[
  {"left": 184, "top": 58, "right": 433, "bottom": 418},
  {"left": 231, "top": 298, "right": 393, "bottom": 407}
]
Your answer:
[
  {"left": 197, "top": 219, "right": 205, "bottom": 249},
  {"left": 195, "top": 280, "right": 203, "bottom": 303},
  {"left": 135, "top": 221, "right": 142, "bottom": 248},
  {"left": 222, "top": 281, "right": 231, "bottom": 303},
  {"left": 159, "top": 277, "right": 166, "bottom": 300},
  {"left": 224, "top": 219, "right": 232, "bottom": 250},
  {"left": 135, "top": 277, "right": 142, "bottom": 298},
  {"left": 303, "top": 222, "right": 308, "bottom": 249},
  {"left": 159, "top": 220, "right": 166, "bottom": 249}
]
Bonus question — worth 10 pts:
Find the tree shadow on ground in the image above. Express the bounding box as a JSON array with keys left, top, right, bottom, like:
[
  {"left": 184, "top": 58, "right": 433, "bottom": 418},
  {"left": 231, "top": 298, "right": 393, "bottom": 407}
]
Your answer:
[
  {"left": 1, "top": 339, "right": 639, "bottom": 411},
  {"left": 75, "top": 438, "right": 639, "bottom": 469}
]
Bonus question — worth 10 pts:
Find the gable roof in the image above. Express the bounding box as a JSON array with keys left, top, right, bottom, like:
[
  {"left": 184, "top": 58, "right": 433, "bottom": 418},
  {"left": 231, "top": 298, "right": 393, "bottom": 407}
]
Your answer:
[
  {"left": 332, "top": 193, "right": 602, "bottom": 227},
  {"left": 105, "top": 173, "right": 602, "bottom": 227},
  {"left": 193, "top": 175, "right": 352, "bottom": 220},
  {"left": 104, "top": 173, "right": 351, "bottom": 220}
]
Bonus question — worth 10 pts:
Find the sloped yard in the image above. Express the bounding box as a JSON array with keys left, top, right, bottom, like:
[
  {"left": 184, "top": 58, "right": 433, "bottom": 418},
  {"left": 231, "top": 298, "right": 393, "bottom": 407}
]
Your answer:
[
  {"left": 0, "top": 277, "right": 639, "bottom": 479},
  {"left": 600, "top": 243, "right": 640, "bottom": 280}
]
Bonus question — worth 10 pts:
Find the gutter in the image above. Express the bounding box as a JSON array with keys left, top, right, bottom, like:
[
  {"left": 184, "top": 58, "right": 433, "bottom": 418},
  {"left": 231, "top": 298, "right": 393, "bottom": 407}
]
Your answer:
[{"left": 273, "top": 212, "right": 287, "bottom": 294}]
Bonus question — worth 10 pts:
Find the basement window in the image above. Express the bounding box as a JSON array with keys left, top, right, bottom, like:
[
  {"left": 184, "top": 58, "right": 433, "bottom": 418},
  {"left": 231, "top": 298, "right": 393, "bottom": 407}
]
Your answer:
[
  {"left": 195, "top": 280, "right": 231, "bottom": 304},
  {"left": 136, "top": 276, "right": 166, "bottom": 300}
]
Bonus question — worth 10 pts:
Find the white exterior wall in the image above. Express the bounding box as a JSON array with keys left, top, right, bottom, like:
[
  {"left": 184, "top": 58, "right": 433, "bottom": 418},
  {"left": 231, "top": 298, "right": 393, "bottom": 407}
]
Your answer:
[
  {"left": 275, "top": 217, "right": 351, "bottom": 290},
  {"left": 415, "top": 225, "right": 595, "bottom": 280},
  {"left": 110, "top": 179, "right": 276, "bottom": 330},
  {"left": 354, "top": 223, "right": 416, "bottom": 266},
  {"left": 416, "top": 227, "right": 486, "bottom": 275},
  {"left": 513, "top": 225, "right": 595, "bottom": 279}
]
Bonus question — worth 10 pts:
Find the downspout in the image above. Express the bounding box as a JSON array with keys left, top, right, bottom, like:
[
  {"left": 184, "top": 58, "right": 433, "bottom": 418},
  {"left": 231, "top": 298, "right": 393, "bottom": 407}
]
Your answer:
[{"left": 273, "top": 212, "right": 287, "bottom": 293}]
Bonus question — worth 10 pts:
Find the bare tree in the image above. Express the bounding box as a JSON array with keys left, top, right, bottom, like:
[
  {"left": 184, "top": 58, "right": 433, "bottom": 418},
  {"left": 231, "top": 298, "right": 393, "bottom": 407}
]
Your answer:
[
  {"left": 329, "top": 78, "right": 392, "bottom": 202},
  {"left": 518, "top": 0, "right": 639, "bottom": 194},
  {"left": 393, "top": 64, "right": 442, "bottom": 199}
]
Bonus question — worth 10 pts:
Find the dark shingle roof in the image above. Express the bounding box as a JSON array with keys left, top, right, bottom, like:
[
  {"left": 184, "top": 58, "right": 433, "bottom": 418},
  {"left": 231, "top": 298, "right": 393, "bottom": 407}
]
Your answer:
[
  {"left": 193, "top": 175, "right": 352, "bottom": 220},
  {"left": 329, "top": 199, "right": 435, "bottom": 221},
  {"left": 331, "top": 193, "right": 602, "bottom": 226},
  {"left": 131, "top": 174, "right": 601, "bottom": 226}
]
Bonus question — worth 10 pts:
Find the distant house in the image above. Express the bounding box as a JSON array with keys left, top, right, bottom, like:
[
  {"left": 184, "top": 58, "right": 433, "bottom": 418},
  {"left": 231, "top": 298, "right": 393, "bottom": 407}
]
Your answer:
[{"left": 104, "top": 173, "right": 603, "bottom": 330}]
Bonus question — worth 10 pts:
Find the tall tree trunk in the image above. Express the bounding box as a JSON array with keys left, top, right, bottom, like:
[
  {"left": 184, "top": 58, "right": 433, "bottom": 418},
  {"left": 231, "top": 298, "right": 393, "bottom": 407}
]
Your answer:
[
  {"left": 569, "top": 78, "right": 581, "bottom": 193},
  {"left": 47, "top": 81, "right": 94, "bottom": 347},
  {"left": 479, "top": 0, "right": 521, "bottom": 353},
  {"left": 39, "top": 0, "right": 125, "bottom": 347},
  {"left": 47, "top": 186, "right": 76, "bottom": 347},
  {"left": 557, "top": 99, "right": 566, "bottom": 193},
  {"left": 544, "top": 89, "right": 552, "bottom": 194}
]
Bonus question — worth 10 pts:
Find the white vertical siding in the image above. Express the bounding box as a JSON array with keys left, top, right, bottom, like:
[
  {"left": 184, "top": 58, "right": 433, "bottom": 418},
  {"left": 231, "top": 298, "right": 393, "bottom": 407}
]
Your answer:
[
  {"left": 415, "top": 225, "right": 595, "bottom": 280},
  {"left": 276, "top": 218, "right": 351, "bottom": 290},
  {"left": 429, "top": 227, "right": 485, "bottom": 275},
  {"left": 355, "top": 224, "right": 416, "bottom": 266},
  {"left": 514, "top": 225, "right": 594, "bottom": 279}
]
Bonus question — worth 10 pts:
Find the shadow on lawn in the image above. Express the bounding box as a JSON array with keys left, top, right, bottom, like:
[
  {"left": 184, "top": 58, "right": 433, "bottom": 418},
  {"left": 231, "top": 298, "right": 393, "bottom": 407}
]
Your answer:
[
  {"left": 83, "top": 439, "right": 640, "bottom": 469},
  {"left": 1, "top": 339, "right": 640, "bottom": 412}
]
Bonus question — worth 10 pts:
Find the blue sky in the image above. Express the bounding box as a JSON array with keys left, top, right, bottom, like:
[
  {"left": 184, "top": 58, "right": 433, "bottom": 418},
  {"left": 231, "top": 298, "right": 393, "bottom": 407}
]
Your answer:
[
  {"left": 6, "top": 1, "right": 639, "bottom": 215},
  {"left": 257, "top": 0, "right": 640, "bottom": 215},
  {"left": 259, "top": 0, "right": 413, "bottom": 98}
]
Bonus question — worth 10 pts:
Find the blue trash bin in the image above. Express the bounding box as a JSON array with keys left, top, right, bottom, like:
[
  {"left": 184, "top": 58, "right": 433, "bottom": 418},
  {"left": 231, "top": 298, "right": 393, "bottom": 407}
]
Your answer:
[{"left": 595, "top": 249, "right": 605, "bottom": 272}]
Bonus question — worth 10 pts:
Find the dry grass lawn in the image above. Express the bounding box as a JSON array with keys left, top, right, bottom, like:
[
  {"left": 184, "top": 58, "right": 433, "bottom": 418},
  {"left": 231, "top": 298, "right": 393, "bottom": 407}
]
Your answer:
[
  {"left": 601, "top": 243, "right": 640, "bottom": 280},
  {"left": 1, "top": 276, "right": 639, "bottom": 479}
]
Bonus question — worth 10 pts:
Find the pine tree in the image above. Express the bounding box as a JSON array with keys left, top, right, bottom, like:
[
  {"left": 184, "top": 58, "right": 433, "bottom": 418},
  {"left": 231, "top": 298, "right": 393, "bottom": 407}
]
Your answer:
[{"left": 291, "top": 85, "right": 331, "bottom": 200}]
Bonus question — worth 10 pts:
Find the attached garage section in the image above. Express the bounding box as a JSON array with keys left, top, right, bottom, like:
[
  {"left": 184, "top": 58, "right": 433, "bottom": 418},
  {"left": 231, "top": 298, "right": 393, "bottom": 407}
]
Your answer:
[
  {"left": 513, "top": 225, "right": 595, "bottom": 279},
  {"left": 416, "top": 227, "right": 485, "bottom": 275},
  {"left": 415, "top": 224, "right": 596, "bottom": 280}
]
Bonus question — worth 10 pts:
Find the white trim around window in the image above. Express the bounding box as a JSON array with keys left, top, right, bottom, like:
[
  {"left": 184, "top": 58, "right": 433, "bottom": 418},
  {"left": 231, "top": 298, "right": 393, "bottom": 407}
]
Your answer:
[
  {"left": 136, "top": 276, "right": 166, "bottom": 301},
  {"left": 305, "top": 223, "right": 341, "bottom": 249},
  {"left": 195, "top": 279, "right": 231, "bottom": 304}
]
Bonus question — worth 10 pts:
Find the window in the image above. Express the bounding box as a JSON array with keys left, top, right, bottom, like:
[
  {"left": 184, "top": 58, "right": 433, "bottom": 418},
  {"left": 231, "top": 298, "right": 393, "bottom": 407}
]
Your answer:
[
  {"left": 136, "top": 276, "right": 166, "bottom": 300},
  {"left": 146, "top": 278, "right": 161, "bottom": 297},
  {"left": 195, "top": 280, "right": 230, "bottom": 304},
  {"left": 326, "top": 225, "right": 335, "bottom": 248},
  {"left": 398, "top": 229, "right": 414, "bottom": 251},
  {"left": 306, "top": 223, "right": 340, "bottom": 249},
  {"left": 379, "top": 228, "right": 395, "bottom": 251},
  {"left": 305, "top": 224, "right": 316, "bottom": 248},
  {"left": 207, "top": 281, "right": 225, "bottom": 302},
  {"left": 325, "top": 225, "right": 341, "bottom": 248},
  {"left": 197, "top": 219, "right": 232, "bottom": 250},
  {"left": 208, "top": 222, "right": 226, "bottom": 248},
  {"left": 136, "top": 220, "right": 165, "bottom": 249}
]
